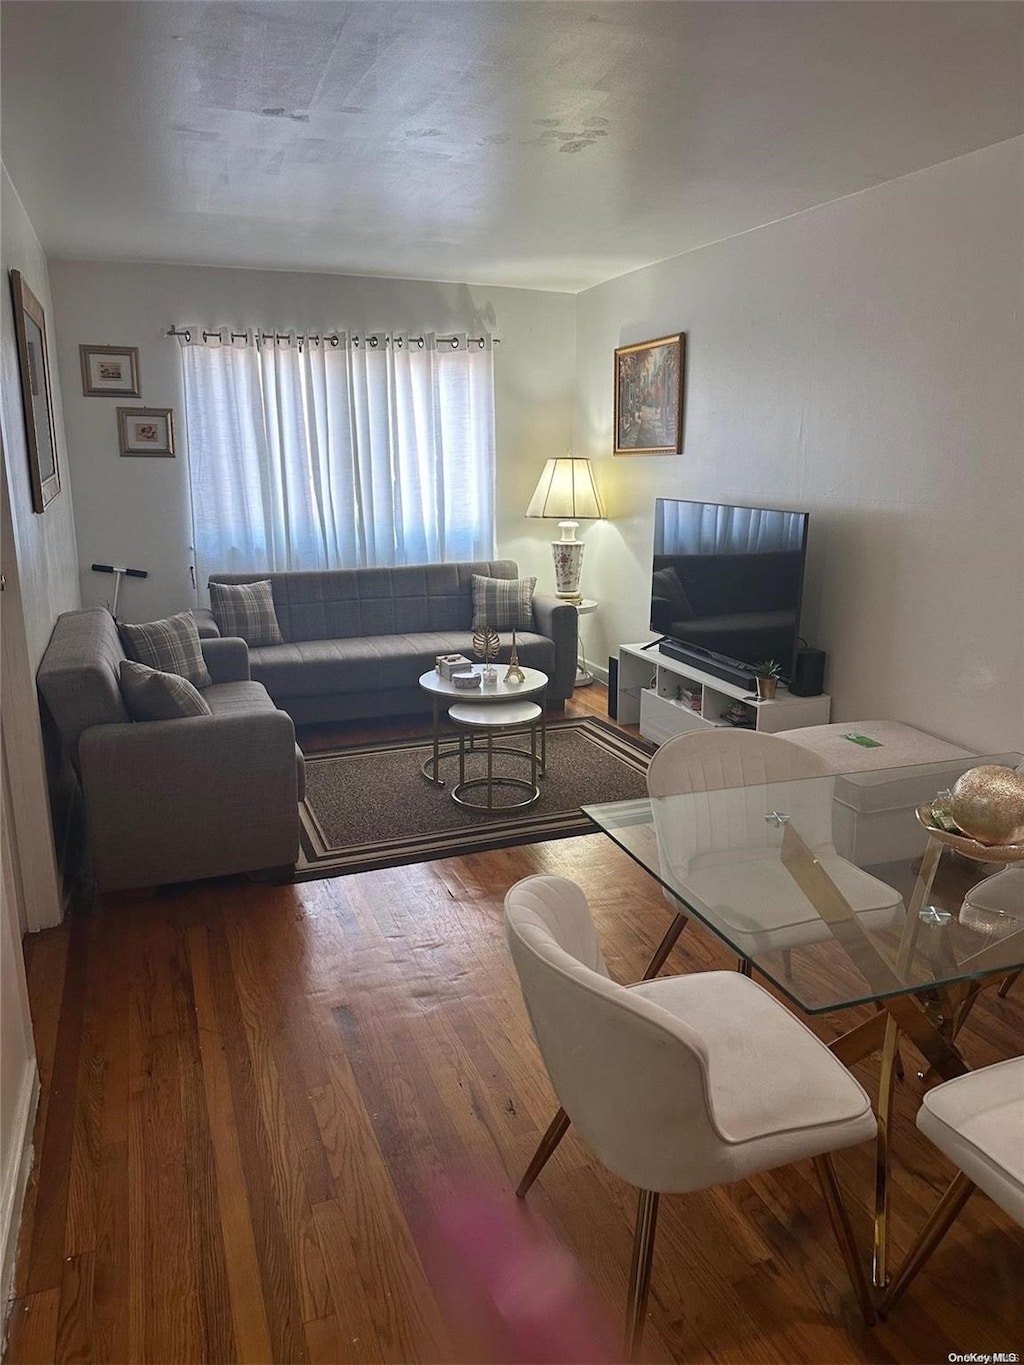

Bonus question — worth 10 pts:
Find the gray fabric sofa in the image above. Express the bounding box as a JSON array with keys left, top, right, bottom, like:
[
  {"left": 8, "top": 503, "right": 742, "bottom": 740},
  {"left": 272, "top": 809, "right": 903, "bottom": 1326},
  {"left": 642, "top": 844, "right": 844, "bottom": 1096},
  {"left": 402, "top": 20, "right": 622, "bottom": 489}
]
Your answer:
[
  {"left": 196, "top": 560, "right": 578, "bottom": 726},
  {"left": 37, "top": 608, "right": 303, "bottom": 892}
]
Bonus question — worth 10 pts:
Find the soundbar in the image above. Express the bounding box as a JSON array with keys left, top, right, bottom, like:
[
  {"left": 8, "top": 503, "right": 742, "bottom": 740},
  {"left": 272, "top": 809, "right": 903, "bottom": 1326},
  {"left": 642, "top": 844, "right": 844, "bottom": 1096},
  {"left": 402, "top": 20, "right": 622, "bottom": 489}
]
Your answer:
[{"left": 657, "top": 637, "right": 755, "bottom": 690}]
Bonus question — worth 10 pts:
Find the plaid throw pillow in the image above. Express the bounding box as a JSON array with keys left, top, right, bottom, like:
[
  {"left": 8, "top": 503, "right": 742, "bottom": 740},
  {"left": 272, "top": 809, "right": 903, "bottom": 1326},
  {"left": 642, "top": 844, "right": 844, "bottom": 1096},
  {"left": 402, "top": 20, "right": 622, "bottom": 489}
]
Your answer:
[
  {"left": 118, "top": 611, "right": 212, "bottom": 688},
  {"left": 208, "top": 580, "right": 284, "bottom": 647},
  {"left": 471, "top": 575, "right": 536, "bottom": 631},
  {"left": 118, "top": 660, "right": 212, "bottom": 721}
]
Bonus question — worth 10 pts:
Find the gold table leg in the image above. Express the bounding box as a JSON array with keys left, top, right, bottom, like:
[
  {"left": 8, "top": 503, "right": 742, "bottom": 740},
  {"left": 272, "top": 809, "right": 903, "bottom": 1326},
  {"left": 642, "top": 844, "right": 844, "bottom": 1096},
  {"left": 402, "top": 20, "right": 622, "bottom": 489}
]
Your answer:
[{"left": 781, "top": 829, "right": 970, "bottom": 1292}]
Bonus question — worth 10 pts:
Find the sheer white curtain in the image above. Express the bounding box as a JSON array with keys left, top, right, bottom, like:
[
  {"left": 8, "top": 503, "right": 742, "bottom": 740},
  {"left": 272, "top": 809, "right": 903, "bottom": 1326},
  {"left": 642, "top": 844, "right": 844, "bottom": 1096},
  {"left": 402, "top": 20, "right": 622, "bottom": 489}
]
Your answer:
[{"left": 180, "top": 331, "right": 495, "bottom": 587}]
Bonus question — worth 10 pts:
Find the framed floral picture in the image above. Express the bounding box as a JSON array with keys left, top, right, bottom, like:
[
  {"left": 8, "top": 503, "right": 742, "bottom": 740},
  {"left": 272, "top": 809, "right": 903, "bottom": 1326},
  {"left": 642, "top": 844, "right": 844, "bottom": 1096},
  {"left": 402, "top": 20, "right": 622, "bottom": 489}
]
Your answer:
[
  {"left": 80, "top": 344, "right": 141, "bottom": 396},
  {"left": 117, "top": 407, "right": 175, "bottom": 457},
  {"left": 613, "top": 333, "right": 685, "bottom": 455},
  {"left": 9, "top": 270, "right": 61, "bottom": 512}
]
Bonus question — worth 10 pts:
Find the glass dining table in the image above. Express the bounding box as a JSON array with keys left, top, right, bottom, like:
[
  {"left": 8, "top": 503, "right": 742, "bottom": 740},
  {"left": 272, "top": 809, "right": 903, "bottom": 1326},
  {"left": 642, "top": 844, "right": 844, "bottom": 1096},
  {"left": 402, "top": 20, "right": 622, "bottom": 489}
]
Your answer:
[{"left": 582, "top": 752, "right": 1024, "bottom": 1291}]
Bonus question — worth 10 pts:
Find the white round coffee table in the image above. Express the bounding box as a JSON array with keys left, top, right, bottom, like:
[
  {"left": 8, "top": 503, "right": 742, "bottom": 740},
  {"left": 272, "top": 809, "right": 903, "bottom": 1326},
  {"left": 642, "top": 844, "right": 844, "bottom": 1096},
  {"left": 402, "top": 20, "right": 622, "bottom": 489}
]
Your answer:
[
  {"left": 448, "top": 699, "right": 543, "bottom": 810},
  {"left": 418, "top": 664, "right": 549, "bottom": 787}
]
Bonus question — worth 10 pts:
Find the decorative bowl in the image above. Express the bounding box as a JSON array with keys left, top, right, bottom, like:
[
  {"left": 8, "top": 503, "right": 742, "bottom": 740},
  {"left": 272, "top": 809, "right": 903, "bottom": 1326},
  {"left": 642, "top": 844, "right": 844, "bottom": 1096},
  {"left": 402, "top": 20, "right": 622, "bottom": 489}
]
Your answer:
[
  {"left": 451, "top": 670, "right": 482, "bottom": 689},
  {"left": 915, "top": 805, "right": 1024, "bottom": 863}
]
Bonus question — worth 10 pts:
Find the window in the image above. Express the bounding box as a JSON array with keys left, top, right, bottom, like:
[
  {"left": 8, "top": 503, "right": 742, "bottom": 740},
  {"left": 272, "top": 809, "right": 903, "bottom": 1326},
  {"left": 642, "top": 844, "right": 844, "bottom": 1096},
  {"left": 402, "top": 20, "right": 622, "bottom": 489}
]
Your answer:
[{"left": 179, "top": 331, "right": 496, "bottom": 586}]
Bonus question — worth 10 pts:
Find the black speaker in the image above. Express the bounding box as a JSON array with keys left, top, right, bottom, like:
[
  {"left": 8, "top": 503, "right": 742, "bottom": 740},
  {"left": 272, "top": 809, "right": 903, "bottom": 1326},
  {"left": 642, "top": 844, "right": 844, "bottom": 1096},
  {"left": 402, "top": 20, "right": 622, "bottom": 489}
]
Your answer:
[
  {"left": 607, "top": 656, "right": 619, "bottom": 719},
  {"left": 790, "top": 647, "right": 826, "bottom": 697}
]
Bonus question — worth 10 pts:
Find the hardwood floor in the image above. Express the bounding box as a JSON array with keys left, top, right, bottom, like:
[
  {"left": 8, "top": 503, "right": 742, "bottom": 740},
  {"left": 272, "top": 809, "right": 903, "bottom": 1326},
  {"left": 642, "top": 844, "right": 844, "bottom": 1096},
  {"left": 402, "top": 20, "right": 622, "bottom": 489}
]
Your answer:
[{"left": 5, "top": 686, "right": 1023, "bottom": 1363}]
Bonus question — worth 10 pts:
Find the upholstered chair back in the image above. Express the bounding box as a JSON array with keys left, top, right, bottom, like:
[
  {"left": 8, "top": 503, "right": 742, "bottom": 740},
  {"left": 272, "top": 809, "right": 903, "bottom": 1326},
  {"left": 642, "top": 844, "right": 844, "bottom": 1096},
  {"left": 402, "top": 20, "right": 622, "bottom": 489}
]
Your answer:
[
  {"left": 37, "top": 608, "right": 130, "bottom": 768},
  {"left": 646, "top": 730, "right": 834, "bottom": 883},
  {"left": 504, "top": 875, "right": 726, "bottom": 1194}
]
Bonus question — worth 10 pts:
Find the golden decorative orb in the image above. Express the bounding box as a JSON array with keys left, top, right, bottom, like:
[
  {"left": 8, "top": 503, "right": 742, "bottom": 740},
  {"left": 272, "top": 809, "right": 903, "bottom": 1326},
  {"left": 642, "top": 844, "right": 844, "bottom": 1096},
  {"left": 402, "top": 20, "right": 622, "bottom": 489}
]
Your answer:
[{"left": 950, "top": 765, "right": 1024, "bottom": 846}]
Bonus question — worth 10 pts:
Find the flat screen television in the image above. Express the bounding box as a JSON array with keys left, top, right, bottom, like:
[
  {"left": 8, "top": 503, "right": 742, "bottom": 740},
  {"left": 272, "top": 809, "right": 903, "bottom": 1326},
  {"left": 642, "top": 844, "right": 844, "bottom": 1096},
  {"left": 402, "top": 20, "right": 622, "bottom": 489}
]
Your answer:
[{"left": 650, "top": 497, "right": 809, "bottom": 685}]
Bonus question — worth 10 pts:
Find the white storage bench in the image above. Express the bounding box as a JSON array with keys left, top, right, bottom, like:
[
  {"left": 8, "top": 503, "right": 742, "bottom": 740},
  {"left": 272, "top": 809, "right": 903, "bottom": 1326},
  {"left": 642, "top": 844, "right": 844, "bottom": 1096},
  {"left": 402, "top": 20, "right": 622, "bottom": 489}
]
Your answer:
[{"left": 776, "top": 721, "right": 977, "bottom": 865}]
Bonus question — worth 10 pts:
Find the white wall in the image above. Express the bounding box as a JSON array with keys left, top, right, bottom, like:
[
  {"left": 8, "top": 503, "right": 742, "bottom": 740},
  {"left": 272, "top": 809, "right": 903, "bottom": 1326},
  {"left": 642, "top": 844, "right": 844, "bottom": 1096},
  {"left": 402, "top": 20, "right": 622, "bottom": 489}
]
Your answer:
[
  {"left": 574, "top": 138, "right": 1024, "bottom": 753},
  {"left": 2, "top": 170, "right": 80, "bottom": 668},
  {"left": 49, "top": 261, "right": 576, "bottom": 621},
  {"left": 0, "top": 166, "right": 74, "bottom": 1316}
]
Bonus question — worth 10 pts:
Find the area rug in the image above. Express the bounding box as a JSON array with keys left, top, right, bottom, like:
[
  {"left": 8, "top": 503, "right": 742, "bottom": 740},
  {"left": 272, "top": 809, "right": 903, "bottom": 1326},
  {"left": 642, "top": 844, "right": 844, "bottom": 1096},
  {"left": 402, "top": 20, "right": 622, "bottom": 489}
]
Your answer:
[{"left": 296, "top": 716, "right": 652, "bottom": 879}]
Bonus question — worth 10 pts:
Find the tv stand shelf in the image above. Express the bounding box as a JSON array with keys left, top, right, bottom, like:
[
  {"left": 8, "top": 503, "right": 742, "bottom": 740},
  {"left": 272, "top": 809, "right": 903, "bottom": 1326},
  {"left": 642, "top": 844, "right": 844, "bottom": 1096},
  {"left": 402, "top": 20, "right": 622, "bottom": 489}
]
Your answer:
[{"left": 618, "top": 643, "right": 830, "bottom": 745}]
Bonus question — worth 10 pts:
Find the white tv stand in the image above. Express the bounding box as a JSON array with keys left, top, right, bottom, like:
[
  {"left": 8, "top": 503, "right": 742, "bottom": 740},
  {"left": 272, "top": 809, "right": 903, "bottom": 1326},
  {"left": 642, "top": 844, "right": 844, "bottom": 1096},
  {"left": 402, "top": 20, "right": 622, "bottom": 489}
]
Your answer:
[{"left": 618, "top": 643, "right": 831, "bottom": 745}]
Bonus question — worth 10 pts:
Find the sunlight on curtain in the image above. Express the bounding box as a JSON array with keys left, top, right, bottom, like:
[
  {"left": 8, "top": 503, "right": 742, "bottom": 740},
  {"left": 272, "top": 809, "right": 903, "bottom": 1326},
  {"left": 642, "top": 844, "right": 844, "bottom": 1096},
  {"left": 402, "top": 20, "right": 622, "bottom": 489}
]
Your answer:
[{"left": 181, "top": 332, "right": 496, "bottom": 589}]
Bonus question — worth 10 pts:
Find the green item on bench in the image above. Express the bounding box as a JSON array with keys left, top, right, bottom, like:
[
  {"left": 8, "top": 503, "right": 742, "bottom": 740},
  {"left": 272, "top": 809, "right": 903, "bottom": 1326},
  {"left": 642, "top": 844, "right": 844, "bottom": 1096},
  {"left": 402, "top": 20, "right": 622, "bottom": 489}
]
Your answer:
[{"left": 843, "top": 732, "right": 883, "bottom": 748}]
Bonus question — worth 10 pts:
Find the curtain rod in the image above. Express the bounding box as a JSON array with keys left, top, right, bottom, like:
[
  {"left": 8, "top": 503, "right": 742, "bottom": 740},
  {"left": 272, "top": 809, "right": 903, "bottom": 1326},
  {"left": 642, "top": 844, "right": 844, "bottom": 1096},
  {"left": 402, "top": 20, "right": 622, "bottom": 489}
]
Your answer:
[{"left": 165, "top": 326, "right": 500, "bottom": 349}]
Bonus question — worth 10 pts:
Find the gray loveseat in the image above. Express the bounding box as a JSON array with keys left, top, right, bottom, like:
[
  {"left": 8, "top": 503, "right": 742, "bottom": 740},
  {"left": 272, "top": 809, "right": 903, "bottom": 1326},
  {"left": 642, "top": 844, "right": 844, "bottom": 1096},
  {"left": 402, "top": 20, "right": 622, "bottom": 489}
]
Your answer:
[
  {"left": 196, "top": 560, "right": 578, "bottom": 726},
  {"left": 37, "top": 608, "right": 303, "bottom": 892}
]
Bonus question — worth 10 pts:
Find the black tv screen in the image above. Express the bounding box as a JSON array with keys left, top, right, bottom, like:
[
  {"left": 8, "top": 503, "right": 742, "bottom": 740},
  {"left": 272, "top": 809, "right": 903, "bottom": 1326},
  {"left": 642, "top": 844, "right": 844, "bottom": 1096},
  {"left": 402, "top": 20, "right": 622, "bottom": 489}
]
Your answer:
[{"left": 650, "top": 498, "right": 809, "bottom": 679}]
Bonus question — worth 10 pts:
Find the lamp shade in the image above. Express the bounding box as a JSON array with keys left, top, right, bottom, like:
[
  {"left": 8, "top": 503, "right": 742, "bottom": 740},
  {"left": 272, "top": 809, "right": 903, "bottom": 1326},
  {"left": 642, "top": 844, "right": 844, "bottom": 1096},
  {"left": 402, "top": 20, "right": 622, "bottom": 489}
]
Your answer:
[{"left": 526, "top": 458, "right": 605, "bottom": 521}]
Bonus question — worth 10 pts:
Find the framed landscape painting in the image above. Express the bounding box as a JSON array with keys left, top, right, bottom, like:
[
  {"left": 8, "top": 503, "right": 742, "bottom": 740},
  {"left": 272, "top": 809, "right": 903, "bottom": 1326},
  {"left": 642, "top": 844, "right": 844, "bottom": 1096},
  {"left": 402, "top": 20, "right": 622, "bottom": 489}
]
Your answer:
[
  {"left": 117, "top": 407, "right": 175, "bottom": 457},
  {"left": 9, "top": 270, "right": 61, "bottom": 512},
  {"left": 614, "top": 333, "right": 685, "bottom": 455},
  {"left": 80, "top": 344, "right": 140, "bottom": 396}
]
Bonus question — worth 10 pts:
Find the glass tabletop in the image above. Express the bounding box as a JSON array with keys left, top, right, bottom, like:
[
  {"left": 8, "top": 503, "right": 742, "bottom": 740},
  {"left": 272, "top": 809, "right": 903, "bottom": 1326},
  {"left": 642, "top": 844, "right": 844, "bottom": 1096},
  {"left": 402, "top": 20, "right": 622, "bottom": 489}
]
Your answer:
[{"left": 584, "top": 752, "right": 1024, "bottom": 1014}]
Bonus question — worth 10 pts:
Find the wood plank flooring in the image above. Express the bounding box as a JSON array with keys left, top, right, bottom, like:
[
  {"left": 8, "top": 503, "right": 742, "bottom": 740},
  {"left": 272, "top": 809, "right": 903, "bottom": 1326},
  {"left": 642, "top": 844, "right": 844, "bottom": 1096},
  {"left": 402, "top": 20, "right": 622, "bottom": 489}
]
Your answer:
[{"left": 5, "top": 687, "right": 1023, "bottom": 1363}]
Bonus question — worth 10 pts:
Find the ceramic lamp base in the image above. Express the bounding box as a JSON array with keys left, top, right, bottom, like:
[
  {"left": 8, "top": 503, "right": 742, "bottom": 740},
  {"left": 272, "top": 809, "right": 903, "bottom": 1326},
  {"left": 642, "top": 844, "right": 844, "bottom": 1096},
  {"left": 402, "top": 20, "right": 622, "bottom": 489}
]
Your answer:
[{"left": 552, "top": 534, "right": 584, "bottom": 600}]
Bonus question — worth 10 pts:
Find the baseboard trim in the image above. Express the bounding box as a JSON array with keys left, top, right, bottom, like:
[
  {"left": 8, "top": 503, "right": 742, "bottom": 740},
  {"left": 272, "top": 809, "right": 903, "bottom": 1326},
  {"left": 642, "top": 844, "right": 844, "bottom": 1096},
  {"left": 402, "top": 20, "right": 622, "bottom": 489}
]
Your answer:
[{"left": 1, "top": 1063, "right": 40, "bottom": 1332}]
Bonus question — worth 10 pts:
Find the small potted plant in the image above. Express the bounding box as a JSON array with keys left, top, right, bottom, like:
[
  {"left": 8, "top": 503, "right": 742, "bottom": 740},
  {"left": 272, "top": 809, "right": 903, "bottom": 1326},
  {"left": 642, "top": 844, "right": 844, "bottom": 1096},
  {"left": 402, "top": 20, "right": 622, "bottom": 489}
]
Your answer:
[{"left": 752, "top": 659, "right": 783, "bottom": 701}]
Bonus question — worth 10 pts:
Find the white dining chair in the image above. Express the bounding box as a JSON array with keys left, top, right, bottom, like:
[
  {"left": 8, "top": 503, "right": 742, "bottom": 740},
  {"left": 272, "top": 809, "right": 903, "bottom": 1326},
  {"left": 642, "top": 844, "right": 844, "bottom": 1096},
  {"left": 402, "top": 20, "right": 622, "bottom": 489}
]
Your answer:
[
  {"left": 505, "top": 874, "right": 878, "bottom": 1357},
  {"left": 882, "top": 1055, "right": 1024, "bottom": 1313},
  {"left": 646, "top": 730, "right": 904, "bottom": 965},
  {"left": 515, "top": 729, "right": 903, "bottom": 1210}
]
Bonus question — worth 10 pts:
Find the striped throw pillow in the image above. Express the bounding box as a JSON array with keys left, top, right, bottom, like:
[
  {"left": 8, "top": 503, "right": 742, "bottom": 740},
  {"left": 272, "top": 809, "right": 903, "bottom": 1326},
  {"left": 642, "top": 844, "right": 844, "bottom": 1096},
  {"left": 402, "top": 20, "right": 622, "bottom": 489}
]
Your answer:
[
  {"left": 118, "top": 611, "right": 212, "bottom": 688},
  {"left": 118, "top": 660, "right": 213, "bottom": 721},
  {"left": 209, "top": 580, "right": 284, "bottom": 646},
  {"left": 471, "top": 575, "right": 536, "bottom": 631}
]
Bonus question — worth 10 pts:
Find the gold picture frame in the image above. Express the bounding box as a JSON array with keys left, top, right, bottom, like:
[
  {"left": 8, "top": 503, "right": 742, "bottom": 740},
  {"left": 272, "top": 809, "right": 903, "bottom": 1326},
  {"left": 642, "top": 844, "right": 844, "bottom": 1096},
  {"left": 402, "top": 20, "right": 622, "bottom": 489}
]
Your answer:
[
  {"left": 9, "top": 270, "right": 61, "bottom": 513},
  {"left": 80, "top": 344, "right": 141, "bottom": 396},
  {"left": 613, "top": 333, "right": 685, "bottom": 456},
  {"left": 117, "top": 407, "right": 175, "bottom": 457}
]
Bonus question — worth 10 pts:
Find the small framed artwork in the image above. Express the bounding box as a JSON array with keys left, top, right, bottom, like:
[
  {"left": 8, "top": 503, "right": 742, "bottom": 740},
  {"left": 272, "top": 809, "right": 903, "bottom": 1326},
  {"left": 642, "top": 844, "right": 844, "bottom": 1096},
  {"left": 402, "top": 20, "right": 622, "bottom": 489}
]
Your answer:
[
  {"left": 117, "top": 407, "right": 175, "bottom": 457},
  {"left": 613, "top": 333, "right": 685, "bottom": 456},
  {"left": 80, "top": 344, "right": 141, "bottom": 396},
  {"left": 9, "top": 269, "right": 61, "bottom": 512}
]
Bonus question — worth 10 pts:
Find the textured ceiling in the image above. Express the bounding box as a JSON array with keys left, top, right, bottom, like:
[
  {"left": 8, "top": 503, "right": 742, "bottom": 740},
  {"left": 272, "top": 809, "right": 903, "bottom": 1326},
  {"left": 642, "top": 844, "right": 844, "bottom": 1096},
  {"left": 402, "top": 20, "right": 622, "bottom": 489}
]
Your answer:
[{"left": 2, "top": 1, "right": 1022, "bottom": 291}]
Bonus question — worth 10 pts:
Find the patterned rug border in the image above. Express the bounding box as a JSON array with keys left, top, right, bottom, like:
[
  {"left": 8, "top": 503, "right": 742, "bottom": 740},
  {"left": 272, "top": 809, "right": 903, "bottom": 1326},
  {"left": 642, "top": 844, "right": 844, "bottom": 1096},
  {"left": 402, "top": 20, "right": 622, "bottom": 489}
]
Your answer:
[{"left": 294, "top": 716, "right": 652, "bottom": 881}]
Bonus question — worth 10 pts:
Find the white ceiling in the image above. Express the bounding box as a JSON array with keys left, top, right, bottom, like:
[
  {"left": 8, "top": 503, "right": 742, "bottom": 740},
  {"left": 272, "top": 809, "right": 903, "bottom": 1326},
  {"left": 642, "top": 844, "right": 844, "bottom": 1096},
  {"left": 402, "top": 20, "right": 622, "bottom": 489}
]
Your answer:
[{"left": 2, "top": 1, "right": 1022, "bottom": 292}]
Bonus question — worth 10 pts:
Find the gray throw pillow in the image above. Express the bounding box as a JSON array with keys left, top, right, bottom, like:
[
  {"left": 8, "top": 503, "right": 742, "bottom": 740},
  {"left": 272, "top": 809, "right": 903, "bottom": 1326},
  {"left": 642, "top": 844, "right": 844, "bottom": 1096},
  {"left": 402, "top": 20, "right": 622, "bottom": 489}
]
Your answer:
[
  {"left": 208, "top": 579, "right": 284, "bottom": 646},
  {"left": 118, "top": 610, "right": 212, "bottom": 688},
  {"left": 119, "top": 660, "right": 212, "bottom": 722},
  {"left": 472, "top": 574, "right": 536, "bottom": 631}
]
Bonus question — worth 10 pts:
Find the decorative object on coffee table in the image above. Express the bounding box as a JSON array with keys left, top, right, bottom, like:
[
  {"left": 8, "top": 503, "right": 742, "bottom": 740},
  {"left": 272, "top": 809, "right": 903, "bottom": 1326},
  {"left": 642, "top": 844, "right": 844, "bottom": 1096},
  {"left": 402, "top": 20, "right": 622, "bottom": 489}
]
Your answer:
[
  {"left": 437, "top": 653, "right": 473, "bottom": 682},
  {"left": 474, "top": 625, "right": 501, "bottom": 686},
  {"left": 753, "top": 659, "right": 783, "bottom": 700},
  {"left": 451, "top": 670, "right": 482, "bottom": 690},
  {"left": 526, "top": 456, "right": 605, "bottom": 601},
  {"left": 504, "top": 629, "right": 526, "bottom": 686}
]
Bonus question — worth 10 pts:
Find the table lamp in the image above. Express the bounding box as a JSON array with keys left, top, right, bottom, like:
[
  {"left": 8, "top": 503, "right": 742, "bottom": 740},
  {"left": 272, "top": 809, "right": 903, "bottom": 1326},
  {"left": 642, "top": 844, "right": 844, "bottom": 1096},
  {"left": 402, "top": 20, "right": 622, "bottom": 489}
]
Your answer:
[{"left": 525, "top": 457, "right": 605, "bottom": 601}]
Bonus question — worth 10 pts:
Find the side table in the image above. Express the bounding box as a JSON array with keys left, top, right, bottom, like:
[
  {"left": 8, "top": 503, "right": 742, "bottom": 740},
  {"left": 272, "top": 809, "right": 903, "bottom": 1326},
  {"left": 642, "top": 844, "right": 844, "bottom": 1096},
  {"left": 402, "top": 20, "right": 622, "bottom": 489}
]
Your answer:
[{"left": 573, "top": 598, "right": 598, "bottom": 687}]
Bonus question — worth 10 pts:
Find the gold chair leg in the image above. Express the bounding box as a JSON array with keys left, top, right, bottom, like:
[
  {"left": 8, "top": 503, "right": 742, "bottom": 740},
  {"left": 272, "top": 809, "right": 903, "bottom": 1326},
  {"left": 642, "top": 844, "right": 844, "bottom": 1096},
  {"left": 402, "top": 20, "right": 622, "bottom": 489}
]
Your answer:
[
  {"left": 812, "top": 1154, "right": 877, "bottom": 1326},
  {"left": 641, "top": 911, "right": 689, "bottom": 980},
  {"left": 624, "top": 1189, "right": 660, "bottom": 1362},
  {"left": 881, "top": 1171, "right": 975, "bottom": 1316},
  {"left": 998, "top": 970, "right": 1020, "bottom": 999},
  {"left": 515, "top": 1106, "right": 571, "bottom": 1198}
]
